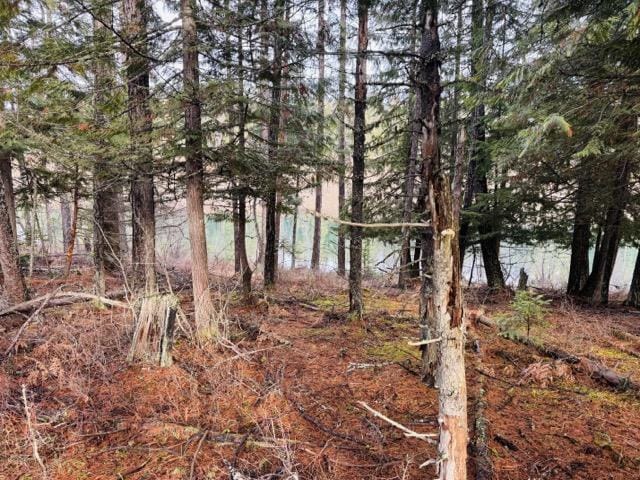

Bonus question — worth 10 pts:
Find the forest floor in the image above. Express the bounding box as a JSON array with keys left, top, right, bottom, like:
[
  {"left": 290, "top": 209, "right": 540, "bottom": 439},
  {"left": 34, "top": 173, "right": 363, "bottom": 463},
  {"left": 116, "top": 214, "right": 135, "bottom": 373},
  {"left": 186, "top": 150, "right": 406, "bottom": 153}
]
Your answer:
[{"left": 1, "top": 269, "right": 639, "bottom": 480}]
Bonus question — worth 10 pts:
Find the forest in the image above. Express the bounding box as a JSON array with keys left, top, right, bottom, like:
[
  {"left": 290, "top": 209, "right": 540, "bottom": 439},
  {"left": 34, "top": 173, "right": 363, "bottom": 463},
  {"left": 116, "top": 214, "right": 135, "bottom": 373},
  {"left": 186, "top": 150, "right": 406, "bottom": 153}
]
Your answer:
[{"left": 0, "top": 0, "right": 639, "bottom": 479}]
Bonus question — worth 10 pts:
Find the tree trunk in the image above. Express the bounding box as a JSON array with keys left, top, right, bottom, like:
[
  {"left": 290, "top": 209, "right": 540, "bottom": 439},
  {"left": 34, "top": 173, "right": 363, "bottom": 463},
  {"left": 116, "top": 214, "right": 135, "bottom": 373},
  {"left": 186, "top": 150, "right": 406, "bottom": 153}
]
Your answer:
[
  {"left": 233, "top": 195, "right": 241, "bottom": 273},
  {"left": 235, "top": 21, "right": 252, "bottom": 295},
  {"left": 416, "top": 0, "right": 436, "bottom": 385},
  {"left": 478, "top": 221, "right": 504, "bottom": 289},
  {"left": 118, "top": 190, "right": 130, "bottom": 263},
  {"left": 448, "top": 2, "right": 463, "bottom": 172},
  {"left": 398, "top": 1, "right": 422, "bottom": 289},
  {"left": 411, "top": 238, "right": 421, "bottom": 278},
  {"left": 0, "top": 153, "right": 17, "bottom": 244},
  {"left": 567, "top": 181, "right": 591, "bottom": 295},
  {"left": 61, "top": 195, "right": 72, "bottom": 254},
  {"left": 92, "top": 0, "right": 121, "bottom": 294},
  {"left": 0, "top": 170, "right": 27, "bottom": 304},
  {"left": 182, "top": 0, "right": 217, "bottom": 336},
  {"left": 311, "top": 0, "right": 326, "bottom": 271},
  {"left": 626, "top": 249, "right": 640, "bottom": 308},
  {"left": 124, "top": 0, "right": 156, "bottom": 293},
  {"left": 291, "top": 179, "right": 299, "bottom": 269},
  {"left": 580, "top": 157, "right": 630, "bottom": 304},
  {"left": 336, "top": 0, "right": 347, "bottom": 277},
  {"left": 459, "top": 0, "right": 505, "bottom": 292},
  {"left": 458, "top": 0, "right": 484, "bottom": 262},
  {"left": 264, "top": 0, "right": 285, "bottom": 287},
  {"left": 254, "top": 199, "right": 264, "bottom": 268},
  {"left": 237, "top": 194, "right": 252, "bottom": 295},
  {"left": 418, "top": 3, "right": 467, "bottom": 477},
  {"left": 349, "top": 0, "right": 368, "bottom": 315},
  {"left": 64, "top": 179, "right": 79, "bottom": 276},
  {"left": 473, "top": 2, "right": 504, "bottom": 290}
]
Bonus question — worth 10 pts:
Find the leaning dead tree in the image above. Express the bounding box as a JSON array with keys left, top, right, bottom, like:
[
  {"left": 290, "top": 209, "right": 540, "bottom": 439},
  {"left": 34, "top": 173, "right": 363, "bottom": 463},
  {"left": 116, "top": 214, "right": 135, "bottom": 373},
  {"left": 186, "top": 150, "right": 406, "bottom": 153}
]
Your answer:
[{"left": 418, "top": 0, "right": 467, "bottom": 478}]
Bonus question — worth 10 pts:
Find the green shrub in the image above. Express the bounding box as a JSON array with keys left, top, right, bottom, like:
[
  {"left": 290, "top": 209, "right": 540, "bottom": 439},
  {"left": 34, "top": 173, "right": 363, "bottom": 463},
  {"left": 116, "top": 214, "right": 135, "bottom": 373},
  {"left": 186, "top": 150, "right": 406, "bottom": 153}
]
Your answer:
[{"left": 498, "top": 290, "right": 550, "bottom": 338}]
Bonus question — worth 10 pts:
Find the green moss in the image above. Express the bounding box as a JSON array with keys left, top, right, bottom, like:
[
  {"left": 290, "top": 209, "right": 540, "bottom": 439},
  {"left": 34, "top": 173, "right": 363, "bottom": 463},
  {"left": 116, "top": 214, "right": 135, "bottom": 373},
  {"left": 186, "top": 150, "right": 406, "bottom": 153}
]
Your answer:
[
  {"left": 571, "top": 384, "right": 639, "bottom": 406},
  {"left": 312, "top": 294, "right": 348, "bottom": 309},
  {"left": 593, "top": 347, "right": 637, "bottom": 361},
  {"left": 366, "top": 340, "right": 419, "bottom": 362},
  {"left": 529, "top": 388, "right": 555, "bottom": 399}
]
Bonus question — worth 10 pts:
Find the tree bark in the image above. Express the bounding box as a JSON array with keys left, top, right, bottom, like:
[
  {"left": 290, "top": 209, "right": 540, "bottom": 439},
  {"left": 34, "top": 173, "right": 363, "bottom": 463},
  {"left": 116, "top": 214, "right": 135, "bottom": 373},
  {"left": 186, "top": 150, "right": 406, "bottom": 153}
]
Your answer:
[
  {"left": 61, "top": 195, "right": 72, "bottom": 254},
  {"left": 123, "top": 0, "right": 157, "bottom": 293},
  {"left": 336, "top": 0, "right": 347, "bottom": 277},
  {"left": 567, "top": 181, "right": 591, "bottom": 295},
  {"left": 398, "top": 0, "right": 421, "bottom": 289},
  {"left": 419, "top": 2, "right": 467, "bottom": 477},
  {"left": 0, "top": 171, "right": 27, "bottom": 304},
  {"left": 625, "top": 249, "right": 640, "bottom": 308},
  {"left": 233, "top": 195, "right": 241, "bottom": 274},
  {"left": 580, "top": 157, "right": 630, "bottom": 304},
  {"left": 311, "top": 0, "right": 326, "bottom": 271},
  {"left": 237, "top": 193, "right": 252, "bottom": 295},
  {"left": 626, "top": 249, "right": 640, "bottom": 308},
  {"left": 64, "top": 178, "right": 79, "bottom": 276},
  {"left": 349, "top": 0, "right": 368, "bottom": 315},
  {"left": 264, "top": 0, "right": 285, "bottom": 287},
  {"left": 181, "top": 0, "right": 216, "bottom": 335},
  {"left": 0, "top": 153, "right": 17, "bottom": 244},
  {"left": 235, "top": 20, "right": 252, "bottom": 295},
  {"left": 92, "top": 0, "right": 121, "bottom": 294},
  {"left": 459, "top": 0, "right": 505, "bottom": 290}
]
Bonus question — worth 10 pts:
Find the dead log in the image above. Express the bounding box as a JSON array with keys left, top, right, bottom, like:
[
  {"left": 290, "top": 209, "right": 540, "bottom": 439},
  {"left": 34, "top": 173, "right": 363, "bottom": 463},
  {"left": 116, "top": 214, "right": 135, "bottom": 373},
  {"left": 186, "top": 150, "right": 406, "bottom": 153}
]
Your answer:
[
  {"left": 602, "top": 340, "right": 640, "bottom": 359},
  {"left": 3, "top": 290, "right": 56, "bottom": 357},
  {"left": 580, "top": 357, "right": 640, "bottom": 391},
  {"left": 0, "top": 290, "right": 129, "bottom": 318},
  {"left": 500, "top": 332, "right": 580, "bottom": 364},
  {"left": 474, "top": 313, "right": 639, "bottom": 393},
  {"left": 474, "top": 380, "right": 493, "bottom": 480},
  {"left": 612, "top": 329, "right": 640, "bottom": 345}
]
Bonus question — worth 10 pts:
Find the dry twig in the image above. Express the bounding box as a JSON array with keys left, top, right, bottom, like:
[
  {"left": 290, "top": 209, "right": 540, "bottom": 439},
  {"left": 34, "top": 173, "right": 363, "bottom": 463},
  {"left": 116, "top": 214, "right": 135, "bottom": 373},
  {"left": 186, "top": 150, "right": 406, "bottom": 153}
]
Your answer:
[{"left": 22, "top": 384, "right": 48, "bottom": 479}]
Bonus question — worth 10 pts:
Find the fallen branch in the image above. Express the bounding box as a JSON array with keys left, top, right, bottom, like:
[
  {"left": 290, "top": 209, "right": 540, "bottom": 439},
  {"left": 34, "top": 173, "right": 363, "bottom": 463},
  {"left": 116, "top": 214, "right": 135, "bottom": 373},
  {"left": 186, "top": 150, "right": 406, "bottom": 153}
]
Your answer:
[
  {"left": 303, "top": 206, "right": 431, "bottom": 229},
  {"left": 347, "top": 361, "right": 392, "bottom": 372},
  {"left": 408, "top": 337, "right": 441, "bottom": 347},
  {"left": 189, "top": 430, "right": 208, "bottom": 480},
  {"left": 4, "top": 290, "right": 57, "bottom": 357},
  {"left": 22, "top": 384, "right": 48, "bottom": 479},
  {"left": 358, "top": 401, "right": 437, "bottom": 444},
  {"left": 288, "top": 396, "right": 369, "bottom": 446},
  {"left": 0, "top": 290, "right": 129, "bottom": 318},
  {"left": 267, "top": 295, "right": 322, "bottom": 312}
]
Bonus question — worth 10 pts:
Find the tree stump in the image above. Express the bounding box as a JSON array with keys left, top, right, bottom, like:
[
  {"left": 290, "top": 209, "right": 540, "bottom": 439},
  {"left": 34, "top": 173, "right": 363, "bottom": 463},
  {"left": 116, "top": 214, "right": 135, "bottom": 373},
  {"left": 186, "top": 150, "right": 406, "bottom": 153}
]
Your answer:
[
  {"left": 517, "top": 268, "right": 528, "bottom": 291},
  {"left": 128, "top": 294, "right": 179, "bottom": 367}
]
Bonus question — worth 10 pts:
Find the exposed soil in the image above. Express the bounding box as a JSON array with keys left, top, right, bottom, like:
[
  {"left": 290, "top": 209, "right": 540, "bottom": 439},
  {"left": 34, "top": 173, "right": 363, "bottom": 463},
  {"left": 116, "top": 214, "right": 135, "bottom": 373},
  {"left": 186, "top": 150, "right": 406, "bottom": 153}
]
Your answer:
[{"left": 1, "top": 271, "right": 639, "bottom": 479}]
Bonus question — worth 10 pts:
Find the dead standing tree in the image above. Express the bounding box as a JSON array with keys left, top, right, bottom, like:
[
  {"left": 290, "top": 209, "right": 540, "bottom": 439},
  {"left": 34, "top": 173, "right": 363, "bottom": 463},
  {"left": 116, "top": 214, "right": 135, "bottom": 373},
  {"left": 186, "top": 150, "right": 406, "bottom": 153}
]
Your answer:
[{"left": 418, "top": 0, "right": 467, "bottom": 477}]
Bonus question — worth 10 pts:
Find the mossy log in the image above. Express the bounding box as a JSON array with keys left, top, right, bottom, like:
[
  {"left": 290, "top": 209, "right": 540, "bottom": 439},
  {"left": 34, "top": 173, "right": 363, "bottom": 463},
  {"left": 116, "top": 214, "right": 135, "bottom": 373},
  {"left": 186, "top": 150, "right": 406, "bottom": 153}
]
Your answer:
[{"left": 474, "top": 313, "right": 639, "bottom": 392}]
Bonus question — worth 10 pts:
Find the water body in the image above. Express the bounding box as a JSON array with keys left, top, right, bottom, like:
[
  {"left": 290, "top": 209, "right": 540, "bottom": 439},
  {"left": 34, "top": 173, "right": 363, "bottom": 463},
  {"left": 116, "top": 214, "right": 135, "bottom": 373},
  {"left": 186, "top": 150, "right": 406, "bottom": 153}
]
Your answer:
[{"left": 155, "top": 212, "right": 637, "bottom": 294}]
